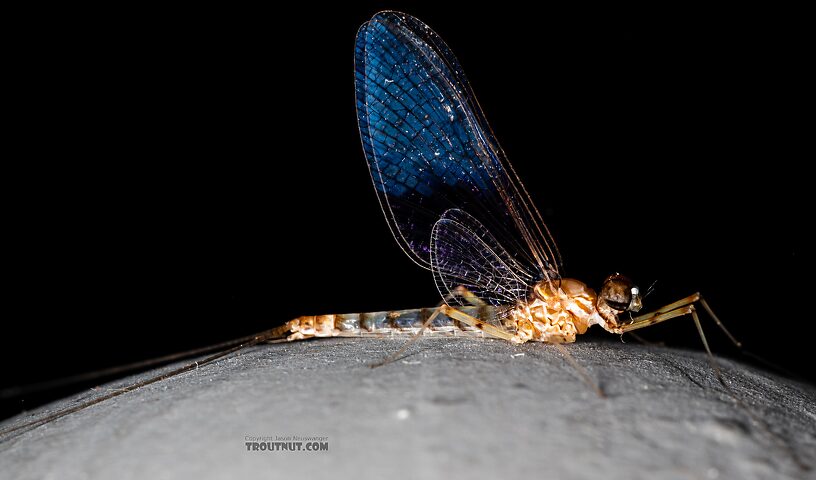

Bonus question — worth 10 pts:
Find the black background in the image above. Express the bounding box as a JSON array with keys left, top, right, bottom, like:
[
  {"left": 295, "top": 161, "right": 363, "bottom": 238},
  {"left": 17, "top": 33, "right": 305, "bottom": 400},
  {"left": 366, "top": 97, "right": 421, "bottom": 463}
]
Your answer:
[{"left": 2, "top": 3, "right": 810, "bottom": 420}]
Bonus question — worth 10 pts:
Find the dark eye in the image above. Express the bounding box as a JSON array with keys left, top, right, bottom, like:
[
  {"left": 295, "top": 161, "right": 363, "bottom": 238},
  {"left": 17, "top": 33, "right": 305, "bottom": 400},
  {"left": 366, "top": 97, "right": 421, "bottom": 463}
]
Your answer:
[{"left": 600, "top": 274, "right": 633, "bottom": 311}]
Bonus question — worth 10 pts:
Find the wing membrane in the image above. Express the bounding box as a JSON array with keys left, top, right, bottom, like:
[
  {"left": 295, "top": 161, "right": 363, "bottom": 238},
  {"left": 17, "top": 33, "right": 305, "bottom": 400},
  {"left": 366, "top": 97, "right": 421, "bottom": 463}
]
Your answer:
[
  {"left": 355, "top": 11, "right": 561, "bottom": 296},
  {"left": 431, "top": 209, "right": 533, "bottom": 321}
]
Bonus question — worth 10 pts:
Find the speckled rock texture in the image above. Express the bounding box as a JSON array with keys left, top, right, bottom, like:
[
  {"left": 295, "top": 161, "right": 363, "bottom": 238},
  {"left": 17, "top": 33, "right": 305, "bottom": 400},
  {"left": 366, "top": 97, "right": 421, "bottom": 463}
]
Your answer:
[{"left": 1, "top": 338, "right": 814, "bottom": 480}]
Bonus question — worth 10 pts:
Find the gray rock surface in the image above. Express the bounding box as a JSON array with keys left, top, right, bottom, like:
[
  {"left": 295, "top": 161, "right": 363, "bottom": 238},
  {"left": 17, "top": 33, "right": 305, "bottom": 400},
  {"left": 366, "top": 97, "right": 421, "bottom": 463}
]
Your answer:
[{"left": 1, "top": 338, "right": 814, "bottom": 480}]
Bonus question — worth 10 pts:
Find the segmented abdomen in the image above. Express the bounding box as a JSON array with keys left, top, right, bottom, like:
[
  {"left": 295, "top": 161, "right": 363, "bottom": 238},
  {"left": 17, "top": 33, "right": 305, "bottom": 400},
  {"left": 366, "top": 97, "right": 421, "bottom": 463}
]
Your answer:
[{"left": 283, "top": 305, "right": 505, "bottom": 341}]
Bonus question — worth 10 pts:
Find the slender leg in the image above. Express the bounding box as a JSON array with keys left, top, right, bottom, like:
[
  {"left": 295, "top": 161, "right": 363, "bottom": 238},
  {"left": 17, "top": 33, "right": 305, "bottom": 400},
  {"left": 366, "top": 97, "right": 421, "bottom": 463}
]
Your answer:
[
  {"left": 452, "top": 285, "right": 487, "bottom": 307},
  {"left": 613, "top": 295, "right": 806, "bottom": 468},
  {"left": 616, "top": 294, "right": 800, "bottom": 379},
  {"left": 626, "top": 292, "right": 803, "bottom": 377},
  {"left": 369, "top": 287, "right": 502, "bottom": 368},
  {"left": 445, "top": 288, "right": 609, "bottom": 396},
  {"left": 619, "top": 306, "right": 695, "bottom": 333},
  {"left": 628, "top": 293, "right": 700, "bottom": 324},
  {"left": 438, "top": 304, "right": 514, "bottom": 342},
  {"left": 553, "top": 343, "right": 606, "bottom": 398},
  {"left": 442, "top": 299, "right": 606, "bottom": 398},
  {"left": 368, "top": 306, "right": 445, "bottom": 368},
  {"left": 375, "top": 287, "right": 608, "bottom": 398},
  {"left": 624, "top": 331, "right": 665, "bottom": 347},
  {"left": 618, "top": 293, "right": 742, "bottom": 351},
  {"left": 699, "top": 298, "right": 741, "bottom": 347},
  {"left": 689, "top": 308, "right": 807, "bottom": 470}
]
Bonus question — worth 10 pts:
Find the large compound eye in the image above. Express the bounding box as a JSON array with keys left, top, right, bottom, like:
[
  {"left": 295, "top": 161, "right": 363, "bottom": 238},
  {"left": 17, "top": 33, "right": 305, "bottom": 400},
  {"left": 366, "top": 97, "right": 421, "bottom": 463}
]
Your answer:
[{"left": 599, "top": 274, "right": 633, "bottom": 312}]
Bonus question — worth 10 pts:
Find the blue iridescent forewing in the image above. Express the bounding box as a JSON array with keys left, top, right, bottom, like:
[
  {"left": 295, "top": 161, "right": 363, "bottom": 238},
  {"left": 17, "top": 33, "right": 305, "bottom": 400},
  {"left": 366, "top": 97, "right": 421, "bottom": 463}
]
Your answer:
[{"left": 355, "top": 11, "right": 561, "bottom": 306}]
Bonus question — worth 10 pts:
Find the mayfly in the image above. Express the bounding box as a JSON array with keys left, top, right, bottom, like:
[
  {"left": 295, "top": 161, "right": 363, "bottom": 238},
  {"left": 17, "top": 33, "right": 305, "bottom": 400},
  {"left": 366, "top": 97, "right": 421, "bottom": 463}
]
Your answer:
[
  {"left": 0, "top": 10, "right": 765, "bottom": 442},
  {"left": 276, "top": 11, "right": 739, "bottom": 365}
]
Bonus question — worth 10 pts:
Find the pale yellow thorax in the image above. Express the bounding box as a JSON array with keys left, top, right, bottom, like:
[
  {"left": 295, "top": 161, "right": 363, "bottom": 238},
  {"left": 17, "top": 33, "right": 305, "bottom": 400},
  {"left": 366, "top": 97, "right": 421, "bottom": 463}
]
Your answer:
[{"left": 511, "top": 278, "right": 605, "bottom": 343}]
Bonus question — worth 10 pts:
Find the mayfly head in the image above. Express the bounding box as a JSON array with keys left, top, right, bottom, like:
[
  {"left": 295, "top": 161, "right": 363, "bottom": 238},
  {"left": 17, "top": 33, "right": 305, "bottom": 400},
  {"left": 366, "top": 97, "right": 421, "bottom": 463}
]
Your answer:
[{"left": 597, "top": 273, "right": 643, "bottom": 328}]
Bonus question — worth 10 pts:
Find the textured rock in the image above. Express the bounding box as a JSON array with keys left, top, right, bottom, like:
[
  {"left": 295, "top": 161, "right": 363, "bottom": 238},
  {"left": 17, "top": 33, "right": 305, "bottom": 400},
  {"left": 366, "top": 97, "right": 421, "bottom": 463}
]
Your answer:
[{"left": 1, "top": 338, "right": 814, "bottom": 479}]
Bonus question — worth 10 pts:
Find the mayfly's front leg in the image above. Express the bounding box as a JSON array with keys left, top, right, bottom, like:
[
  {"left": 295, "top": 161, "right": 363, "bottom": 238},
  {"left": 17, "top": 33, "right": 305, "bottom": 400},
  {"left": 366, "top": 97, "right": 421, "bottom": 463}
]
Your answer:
[
  {"left": 615, "top": 294, "right": 804, "bottom": 465},
  {"left": 616, "top": 293, "right": 741, "bottom": 349},
  {"left": 613, "top": 292, "right": 745, "bottom": 387},
  {"left": 605, "top": 293, "right": 748, "bottom": 392}
]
